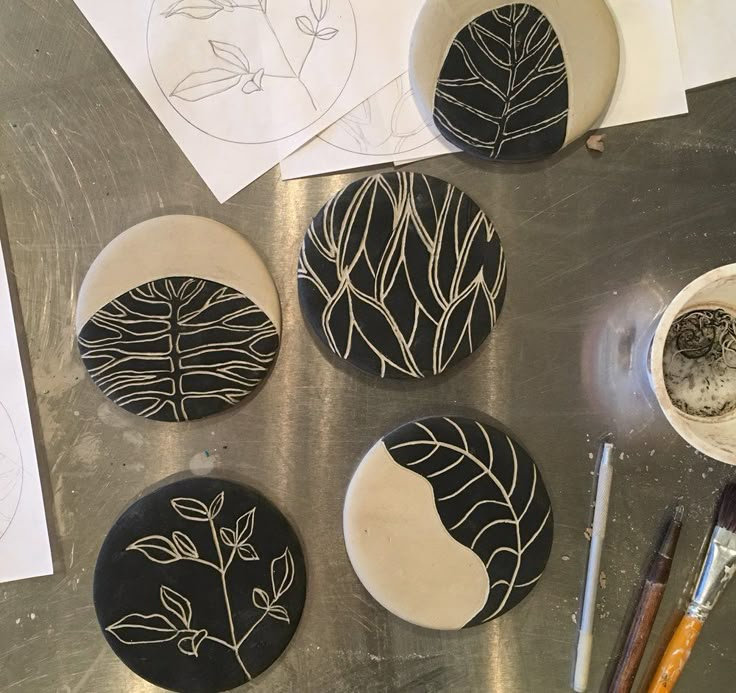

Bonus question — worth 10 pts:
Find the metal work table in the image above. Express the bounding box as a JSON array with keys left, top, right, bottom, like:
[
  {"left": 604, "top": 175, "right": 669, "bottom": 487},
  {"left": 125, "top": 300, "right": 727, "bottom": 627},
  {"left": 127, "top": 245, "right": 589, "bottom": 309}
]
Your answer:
[{"left": 2, "top": 1, "right": 736, "bottom": 691}]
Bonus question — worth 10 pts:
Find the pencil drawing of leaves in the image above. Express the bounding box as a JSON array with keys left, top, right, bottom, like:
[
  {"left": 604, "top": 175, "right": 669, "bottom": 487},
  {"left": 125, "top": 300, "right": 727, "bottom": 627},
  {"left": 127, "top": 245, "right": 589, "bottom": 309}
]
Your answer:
[
  {"left": 127, "top": 535, "right": 182, "bottom": 564},
  {"left": 163, "top": 0, "right": 226, "bottom": 19},
  {"left": 171, "top": 68, "right": 244, "bottom": 101},
  {"left": 296, "top": 15, "right": 317, "bottom": 36},
  {"left": 160, "top": 585, "right": 193, "bottom": 628},
  {"left": 385, "top": 417, "right": 552, "bottom": 626},
  {"left": 106, "top": 613, "right": 179, "bottom": 644},
  {"left": 297, "top": 173, "right": 506, "bottom": 378},
  {"left": 210, "top": 40, "right": 250, "bottom": 72},
  {"left": 309, "top": 0, "right": 329, "bottom": 21},
  {"left": 434, "top": 3, "right": 568, "bottom": 160},
  {"left": 315, "top": 27, "right": 338, "bottom": 40},
  {"left": 242, "top": 69, "right": 264, "bottom": 94}
]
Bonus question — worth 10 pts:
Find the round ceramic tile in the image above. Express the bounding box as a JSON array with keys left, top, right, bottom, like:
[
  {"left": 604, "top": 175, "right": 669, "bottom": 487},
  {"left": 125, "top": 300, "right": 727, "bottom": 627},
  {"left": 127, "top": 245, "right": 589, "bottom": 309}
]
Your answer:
[
  {"left": 298, "top": 172, "right": 506, "bottom": 378},
  {"left": 94, "top": 477, "right": 306, "bottom": 693},
  {"left": 76, "top": 216, "right": 281, "bottom": 422},
  {"left": 410, "top": 0, "right": 620, "bottom": 161},
  {"left": 344, "top": 416, "right": 553, "bottom": 630}
]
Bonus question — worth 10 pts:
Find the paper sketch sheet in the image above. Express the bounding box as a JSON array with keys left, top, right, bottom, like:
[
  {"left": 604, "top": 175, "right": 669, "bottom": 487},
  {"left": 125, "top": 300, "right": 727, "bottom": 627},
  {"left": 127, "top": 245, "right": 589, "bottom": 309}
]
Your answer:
[
  {"left": 73, "top": 0, "right": 421, "bottom": 202},
  {"left": 673, "top": 0, "right": 736, "bottom": 89},
  {"left": 0, "top": 242, "right": 52, "bottom": 584},
  {"left": 599, "top": 0, "right": 688, "bottom": 128},
  {"left": 280, "top": 72, "right": 457, "bottom": 180}
]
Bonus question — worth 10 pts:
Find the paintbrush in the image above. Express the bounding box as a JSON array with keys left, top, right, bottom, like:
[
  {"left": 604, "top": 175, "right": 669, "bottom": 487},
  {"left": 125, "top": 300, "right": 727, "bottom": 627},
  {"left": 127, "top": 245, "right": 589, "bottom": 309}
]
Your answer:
[
  {"left": 647, "top": 484, "right": 736, "bottom": 693},
  {"left": 607, "top": 505, "right": 684, "bottom": 693}
]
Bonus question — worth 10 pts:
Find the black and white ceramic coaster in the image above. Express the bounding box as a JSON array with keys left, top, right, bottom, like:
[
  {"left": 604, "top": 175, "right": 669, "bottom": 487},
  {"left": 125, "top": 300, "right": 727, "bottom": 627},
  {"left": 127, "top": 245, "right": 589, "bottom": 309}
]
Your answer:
[
  {"left": 410, "top": 0, "right": 620, "bottom": 161},
  {"left": 344, "top": 416, "right": 553, "bottom": 630},
  {"left": 76, "top": 216, "right": 281, "bottom": 422},
  {"left": 298, "top": 172, "right": 506, "bottom": 379},
  {"left": 94, "top": 477, "right": 306, "bottom": 693}
]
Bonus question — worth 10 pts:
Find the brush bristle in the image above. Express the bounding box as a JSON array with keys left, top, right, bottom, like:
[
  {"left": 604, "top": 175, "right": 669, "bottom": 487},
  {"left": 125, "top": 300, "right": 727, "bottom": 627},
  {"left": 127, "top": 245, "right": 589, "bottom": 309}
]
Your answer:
[{"left": 717, "top": 484, "right": 736, "bottom": 533}]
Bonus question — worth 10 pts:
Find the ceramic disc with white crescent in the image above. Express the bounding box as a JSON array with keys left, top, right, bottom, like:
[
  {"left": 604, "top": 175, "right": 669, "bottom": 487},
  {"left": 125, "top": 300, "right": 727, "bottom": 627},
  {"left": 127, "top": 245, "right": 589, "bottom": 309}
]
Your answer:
[
  {"left": 94, "top": 477, "right": 307, "bottom": 692},
  {"left": 410, "top": 0, "right": 619, "bottom": 161},
  {"left": 298, "top": 172, "right": 506, "bottom": 379},
  {"left": 76, "top": 216, "right": 281, "bottom": 422},
  {"left": 344, "top": 416, "right": 553, "bottom": 630}
]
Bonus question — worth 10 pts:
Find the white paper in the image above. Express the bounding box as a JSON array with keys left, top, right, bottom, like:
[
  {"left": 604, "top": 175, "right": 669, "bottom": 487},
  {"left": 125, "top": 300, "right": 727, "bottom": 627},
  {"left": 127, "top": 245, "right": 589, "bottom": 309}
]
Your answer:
[
  {"left": 73, "top": 0, "right": 422, "bottom": 202},
  {"left": 673, "top": 0, "right": 736, "bottom": 89},
  {"left": 280, "top": 72, "right": 457, "bottom": 179},
  {"left": 0, "top": 243, "right": 52, "bottom": 584},
  {"left": 599, "top": 0, "right": 688, "bottom": 128}
]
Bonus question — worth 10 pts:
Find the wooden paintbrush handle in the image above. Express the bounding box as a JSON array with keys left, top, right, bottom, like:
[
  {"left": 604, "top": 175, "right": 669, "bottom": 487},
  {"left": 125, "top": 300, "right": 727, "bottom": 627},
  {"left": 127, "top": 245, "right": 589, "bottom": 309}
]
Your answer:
[
  {"left": 647, "top": 614, "right": 703, "bottom": 693},
  {"left": 608, "top": 581, "right": 666, "bottom": 693}
]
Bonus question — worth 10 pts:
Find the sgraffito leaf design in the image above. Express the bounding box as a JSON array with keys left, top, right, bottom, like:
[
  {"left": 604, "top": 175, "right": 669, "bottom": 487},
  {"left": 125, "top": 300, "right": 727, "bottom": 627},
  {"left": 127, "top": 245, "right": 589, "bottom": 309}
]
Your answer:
[
  {"left": 267, "top": 605, "right": 290, "bottom": 623},
  {"left": 209, "top": 40, "right": 250, "bottom": 72},
  {"left": 236, "top": 508, "right": 256, "bottom": 543},
  {"left": 171, "top": 497, "right": 211, "bottom": 522},
  {"left": 434, "top": 3, "right": 568, "bottom": 161},
  {"left": 127, "top": 535, "right": 181, "bottom": 564},
  {"left": 177, "top": 629, "right": 208, "bottom": 656},
  {"left": 384, "top": 416, "right": 553, "bottom": 626},
  {"left": 271, "top": 547, "right": 295, "bottom": 599},
  {"left": 296, "top": 15, "right": 316, "bottom": 36},
  {"left": 172, "top": 531, "right": 199, "bottom": 559},
  {"left": 106, "top": 613, "right": 179, "bottom": 644},
  {"left": 252, "top": 587, "right": 271, "bottom": 610},
  {"left": 220, "top": 527, "right": 237, "bottom": 547},
  {"left": 209, "top": 492, "right": 225, "bottom": 519},
  {"left": 170, "top": 68, "right": 243, "bottom": 101},
  {"left": 238, "top": 544, "right": 259, "bottom": 561},
  {"left": 160, "top": 586, "right": 193, "bottom": 628},
  {"left": 297, "top": 173, "right": 506, "bottom": 378}
]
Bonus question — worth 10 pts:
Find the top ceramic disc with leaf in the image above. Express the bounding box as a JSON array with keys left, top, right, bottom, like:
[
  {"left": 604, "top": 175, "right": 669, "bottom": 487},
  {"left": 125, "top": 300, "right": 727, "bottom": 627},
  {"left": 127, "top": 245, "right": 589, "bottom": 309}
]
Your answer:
[
  {"left": 93, "top": 477, "right": 307, "bottom": 692},
  {"left": 410, "top": 0, "right": 619, "bottom": 161},
  {"left": 297, "top": 172, "right": 506, "bottom": 378},
  {"left": 76, "top": 215, "right": 281, "bottom": 422}
]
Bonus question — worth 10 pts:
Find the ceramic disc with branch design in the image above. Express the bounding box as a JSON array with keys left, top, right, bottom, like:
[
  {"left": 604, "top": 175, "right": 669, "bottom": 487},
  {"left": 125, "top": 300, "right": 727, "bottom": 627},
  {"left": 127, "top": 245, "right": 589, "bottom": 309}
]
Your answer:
[
  {"left": 343, "top": 416, "right": 553, "bottom": 630},
  {"left": 148, "top": 0, "right": 356, "bottom": 143},
  {"left": 298, "top": 172, "right": 506, "bottom": 379},
  {"left": 94, "top": 477, "right": 306, "bottom": 692}
]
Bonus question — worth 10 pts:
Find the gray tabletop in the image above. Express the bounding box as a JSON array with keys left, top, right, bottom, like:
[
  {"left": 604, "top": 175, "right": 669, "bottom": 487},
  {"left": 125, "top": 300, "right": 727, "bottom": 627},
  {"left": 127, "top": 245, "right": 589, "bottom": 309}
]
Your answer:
[{"left": 2, "top": 1, "right": 736, "bottom": 691}]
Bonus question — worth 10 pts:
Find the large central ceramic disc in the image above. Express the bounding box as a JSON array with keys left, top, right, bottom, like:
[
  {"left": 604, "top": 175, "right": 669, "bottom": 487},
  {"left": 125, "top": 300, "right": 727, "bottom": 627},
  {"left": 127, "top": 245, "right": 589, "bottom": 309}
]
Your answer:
[{"left": 298, "top": 172, "right": 506, "bottom": 379}]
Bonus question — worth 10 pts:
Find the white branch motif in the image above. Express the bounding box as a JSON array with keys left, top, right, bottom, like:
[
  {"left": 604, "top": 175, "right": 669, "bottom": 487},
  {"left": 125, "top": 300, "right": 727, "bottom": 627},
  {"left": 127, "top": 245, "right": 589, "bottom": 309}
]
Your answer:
[{"left": 107, "top": 493, "right": 296, "bottom": 681}]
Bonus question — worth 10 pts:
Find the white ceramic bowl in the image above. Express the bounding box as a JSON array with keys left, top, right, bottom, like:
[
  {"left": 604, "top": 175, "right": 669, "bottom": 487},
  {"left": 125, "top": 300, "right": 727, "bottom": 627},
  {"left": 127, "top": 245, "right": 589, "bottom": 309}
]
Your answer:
[{"left": 650, "top": 264, "right": 736, "bottom": 465}]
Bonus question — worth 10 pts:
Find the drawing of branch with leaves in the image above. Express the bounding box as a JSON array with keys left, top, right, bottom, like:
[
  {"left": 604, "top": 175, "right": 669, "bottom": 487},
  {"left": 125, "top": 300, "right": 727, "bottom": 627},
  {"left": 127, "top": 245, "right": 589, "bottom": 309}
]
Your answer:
[
  {"left": 164, "top": 0, "right": 339, "bottom": 110},
  {"left": 105, "top": 492, "right": 295, "bottom": 682}
]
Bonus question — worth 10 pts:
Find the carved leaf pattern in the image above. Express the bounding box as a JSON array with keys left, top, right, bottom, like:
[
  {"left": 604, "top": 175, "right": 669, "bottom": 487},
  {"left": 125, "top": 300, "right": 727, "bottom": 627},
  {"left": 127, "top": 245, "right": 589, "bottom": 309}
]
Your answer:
[
  {"left": 297, "top": 173, "right": 506, "bottom": 378},
  {"left": 160, "top": 585, "right": 193, "bottom": 628},
  {"left": 384, "top": 416, "right": 553, "bottom": 625},
  {"left": 434, "top": 3, "right": 568, "bottom": 160},
  {"left": 106, "top": 613, "right": 179, "bottom": 644}
]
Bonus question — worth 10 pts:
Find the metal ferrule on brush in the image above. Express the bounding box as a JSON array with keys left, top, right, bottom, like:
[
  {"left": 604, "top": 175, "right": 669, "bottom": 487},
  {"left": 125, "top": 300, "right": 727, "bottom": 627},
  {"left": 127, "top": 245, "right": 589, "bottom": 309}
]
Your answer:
[{"left": 687, "top": 526, "right": 736, "bottom": 621}]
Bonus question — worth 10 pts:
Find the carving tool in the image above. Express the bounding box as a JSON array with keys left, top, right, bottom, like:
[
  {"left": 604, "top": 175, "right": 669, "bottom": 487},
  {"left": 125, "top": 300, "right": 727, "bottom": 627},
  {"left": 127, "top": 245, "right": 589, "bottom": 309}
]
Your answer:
[
  {"left": 608, "top": 505, "right": 684, "bottom": 693},
  {"left": 647, "top": 484, "right": 736, "bottom": 692},
  {"left": 574, "top": 441, "right": 614, "bottom": 692}
]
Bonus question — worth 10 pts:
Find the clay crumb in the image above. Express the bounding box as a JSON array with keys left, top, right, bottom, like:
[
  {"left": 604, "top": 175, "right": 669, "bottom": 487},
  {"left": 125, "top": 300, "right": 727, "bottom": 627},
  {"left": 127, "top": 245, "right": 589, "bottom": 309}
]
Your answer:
[
  {"left": 586, "top": 134, "right": 606, "bottom": 153},
  {"left": 599, "top": 571, "right": 607, "bottom": 589},
  {"left": 571, "top": 612, "right": 577, "bottom": 624},
  {"left": 584, "top": 527, "right": 593, "bottom": 542}
]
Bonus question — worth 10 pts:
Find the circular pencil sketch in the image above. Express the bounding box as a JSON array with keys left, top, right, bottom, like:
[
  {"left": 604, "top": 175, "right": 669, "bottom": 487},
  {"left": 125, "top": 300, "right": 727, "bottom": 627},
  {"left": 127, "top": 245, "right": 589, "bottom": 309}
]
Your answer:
[
  {"left": 318, "top": 73, "right": 438, "bottom": 156},
  {"left": 148, "top": 0, "right": 357, "bottom": 144},
  {"left": 0, "top": 403, "right": 23, "bottom": 541}
]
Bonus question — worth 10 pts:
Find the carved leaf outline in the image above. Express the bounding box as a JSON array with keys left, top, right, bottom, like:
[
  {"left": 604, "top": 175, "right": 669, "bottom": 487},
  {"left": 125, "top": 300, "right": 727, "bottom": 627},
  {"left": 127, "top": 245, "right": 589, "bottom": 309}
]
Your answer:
[
  {"left": 106, "top": 613, "right": 179, "bottom": 644},
  {"left": 160, "top": 585, "right": 193, "bottom": 628},
  {"left": 271, "top": 547, "right": 295, "bottom": 599},
  {"left": 127, "top": 535, "right": 182, "bottom": 564},
  {"left": 384, "top": 416, "right": 552, "bottom": 625},
  {"left": 171, "top": 496, "right": 211, "bottom": 522},
  {"left": 434, "top": 3, "right": 568, "bottom": 160}
]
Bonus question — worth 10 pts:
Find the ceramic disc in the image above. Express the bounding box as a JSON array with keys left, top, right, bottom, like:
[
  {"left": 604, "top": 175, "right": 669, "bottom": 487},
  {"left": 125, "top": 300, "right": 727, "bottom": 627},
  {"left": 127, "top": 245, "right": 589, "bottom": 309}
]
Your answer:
[
  {"left": 76, "top": 216, "right": 280, "bottom": 422},
  {"left": 298, "top": 172, "right": 506, "bottom": 378},
  {"left": 94, "top": 477, "right": 306, "bottom": 693},
  {"left": 344, "top": 416, "right": 553, "bottom": 630},
  {"left": 410, "top": 0, "right": 619, "bottom": 161}
]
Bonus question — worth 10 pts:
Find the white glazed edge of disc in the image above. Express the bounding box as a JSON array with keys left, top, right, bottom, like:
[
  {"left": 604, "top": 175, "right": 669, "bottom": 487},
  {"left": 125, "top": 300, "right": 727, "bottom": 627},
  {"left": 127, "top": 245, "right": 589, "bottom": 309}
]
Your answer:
[
  {"left": 343, "top": 440, "right": 489, "bottom": 630},
  {"left": 409, "top": 0, "right": 620, "bottom": 150},
  {"left": 75, "top": 215, "right": 281, "bottom": 334},
  {"left": 650, "top": 263, "right": 736, "bottom": 466}
]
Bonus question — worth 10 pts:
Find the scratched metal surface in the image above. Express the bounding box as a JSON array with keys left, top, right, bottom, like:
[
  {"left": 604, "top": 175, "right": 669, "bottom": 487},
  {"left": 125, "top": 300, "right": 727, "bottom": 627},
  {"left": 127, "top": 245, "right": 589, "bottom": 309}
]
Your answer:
[{"left": 1, "top": 1, "right": 736, "bottom": 691}]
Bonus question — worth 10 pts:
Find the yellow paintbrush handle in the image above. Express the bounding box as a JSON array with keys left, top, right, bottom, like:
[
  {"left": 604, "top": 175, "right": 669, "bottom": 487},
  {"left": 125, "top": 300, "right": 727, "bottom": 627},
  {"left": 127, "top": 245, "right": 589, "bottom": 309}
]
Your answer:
[{"left": 647, "top": 613, "right": 704, "bottom": 693}]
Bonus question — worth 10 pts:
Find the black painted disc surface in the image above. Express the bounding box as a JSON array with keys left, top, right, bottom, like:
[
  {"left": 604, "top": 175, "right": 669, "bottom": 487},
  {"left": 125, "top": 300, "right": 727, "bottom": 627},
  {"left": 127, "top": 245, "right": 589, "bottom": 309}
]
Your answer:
[
  {"left": 298, "top": 172, "right": 506, "bottom": 378},
  {"left": 433, "top": 4, "right": 569, "bottom": 161},
  {"left": 94, "top": 478, "right": 306, "bottom": 692},
  {"left": 343, "top": 416, "right": 553, "bottom": 629}
]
